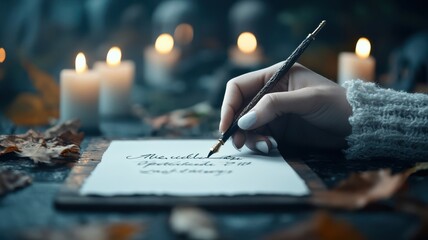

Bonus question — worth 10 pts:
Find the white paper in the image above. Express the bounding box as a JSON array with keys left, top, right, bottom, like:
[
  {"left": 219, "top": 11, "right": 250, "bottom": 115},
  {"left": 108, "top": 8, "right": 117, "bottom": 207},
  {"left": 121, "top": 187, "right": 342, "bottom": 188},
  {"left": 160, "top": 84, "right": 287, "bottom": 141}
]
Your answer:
[{"left": 80, "top": 140, "right": 309, "bottom": 196}]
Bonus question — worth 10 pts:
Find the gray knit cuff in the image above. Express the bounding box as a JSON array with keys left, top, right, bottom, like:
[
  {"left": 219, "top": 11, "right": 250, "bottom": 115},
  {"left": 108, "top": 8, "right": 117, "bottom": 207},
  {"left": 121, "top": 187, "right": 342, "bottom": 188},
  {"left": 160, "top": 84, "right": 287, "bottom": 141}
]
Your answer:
[{"left": 343, "top": 80, "right": 428, "bottom": 160}]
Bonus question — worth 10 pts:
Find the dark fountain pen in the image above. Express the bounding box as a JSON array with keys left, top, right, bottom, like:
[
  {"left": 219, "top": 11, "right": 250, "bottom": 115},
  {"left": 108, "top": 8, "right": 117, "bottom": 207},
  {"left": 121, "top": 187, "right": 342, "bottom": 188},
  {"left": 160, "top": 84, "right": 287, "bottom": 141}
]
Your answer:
[{"left": 207, "top": 20, "right": 326, "bottom": 158}]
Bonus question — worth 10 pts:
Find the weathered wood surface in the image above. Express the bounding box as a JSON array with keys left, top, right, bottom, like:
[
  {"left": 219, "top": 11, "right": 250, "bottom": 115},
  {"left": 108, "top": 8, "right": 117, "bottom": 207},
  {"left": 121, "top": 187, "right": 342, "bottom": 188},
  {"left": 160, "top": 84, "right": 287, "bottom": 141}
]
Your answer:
[
  {"left": 1, "top": 136, "right": 426, "bottom": 239},
  {"left": 55, "top": 138, "right": 328, "bottom": 210}
]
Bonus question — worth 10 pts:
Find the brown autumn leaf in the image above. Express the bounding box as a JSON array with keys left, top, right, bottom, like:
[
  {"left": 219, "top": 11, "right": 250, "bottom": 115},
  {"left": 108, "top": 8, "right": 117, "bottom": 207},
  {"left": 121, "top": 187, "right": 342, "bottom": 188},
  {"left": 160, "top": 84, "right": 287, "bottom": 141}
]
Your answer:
[
  {"left": 5, "top": 93, "right": 49, "bottom": 126},
  {"left": 20, "top": 221, "right": 146, "bottom": 240},
  {"left": 0, "top": 120, "right": 83, "bottom": 163},
  {"left": 0, "top": 169, "right": 32, "bottom": 196},
  {"left": 310, "top": 163, "right": 428, "bottom": 210},
  {"left": 0, "top": 137, "right": 19, "bottom": 155},
  {"left": 44, "top": 119, "right": 81, "bottom": 140},
  {"left": 5, "top": 59, "right": 59, "bottom": 125},
  {"left": 264, "top": 211, "right": 365, "bottom": 240},
  {"left": 151, "top": 109, "right": 201, "bottom": 129},
  {"left": 23, "top": 60, "right": 60, "bottom": 113}
]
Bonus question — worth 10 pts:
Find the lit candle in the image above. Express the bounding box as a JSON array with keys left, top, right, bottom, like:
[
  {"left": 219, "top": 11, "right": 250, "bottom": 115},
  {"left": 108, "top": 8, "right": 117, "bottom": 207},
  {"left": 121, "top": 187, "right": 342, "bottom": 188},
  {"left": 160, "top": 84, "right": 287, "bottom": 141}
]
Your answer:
[
  {"left": 0, "top": 48, "right": 5, "bottom": 82},
  {"left": 143, "top": 33, "right": 180, "bottom": 87},
  {"left": 0, "top": 48, "right": 5, "bottom": 63},
  {"left": 338, "top": 37, "right": 376, "bottom": 85},
  {"left": 60, "top": 53, "right": 100, "bottom": 130},
  {"left": 229, "top": 32, "right": 264, "bottom": 67},
  {"left": 94, "top": 47, "right": 135, "bottom": 118}
]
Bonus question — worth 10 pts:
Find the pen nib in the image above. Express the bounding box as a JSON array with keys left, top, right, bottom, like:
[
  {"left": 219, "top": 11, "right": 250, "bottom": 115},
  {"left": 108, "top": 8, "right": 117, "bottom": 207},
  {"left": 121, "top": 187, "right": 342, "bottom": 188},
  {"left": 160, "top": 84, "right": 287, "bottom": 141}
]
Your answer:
[
  {"left": 207, "top": 140, "right": 223, "bottom": 158},
  {"left": 207, "top": 151, "right": 214, "bottom": 158}
]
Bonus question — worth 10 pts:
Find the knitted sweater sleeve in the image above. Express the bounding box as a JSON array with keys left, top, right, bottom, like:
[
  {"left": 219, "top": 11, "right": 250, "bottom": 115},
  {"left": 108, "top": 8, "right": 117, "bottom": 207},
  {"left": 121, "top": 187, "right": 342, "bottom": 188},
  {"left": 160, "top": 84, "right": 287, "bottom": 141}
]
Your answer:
[{"left": 343, "top": 80, "right": 428, "bottom": 160}]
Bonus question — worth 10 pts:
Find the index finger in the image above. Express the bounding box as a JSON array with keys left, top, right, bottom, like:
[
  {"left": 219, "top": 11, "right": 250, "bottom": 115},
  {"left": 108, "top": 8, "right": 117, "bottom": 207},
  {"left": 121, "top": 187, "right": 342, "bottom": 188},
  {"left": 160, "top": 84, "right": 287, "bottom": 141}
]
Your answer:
[{"left": 219, "top": 62, "right": 284, "bottom": 133}]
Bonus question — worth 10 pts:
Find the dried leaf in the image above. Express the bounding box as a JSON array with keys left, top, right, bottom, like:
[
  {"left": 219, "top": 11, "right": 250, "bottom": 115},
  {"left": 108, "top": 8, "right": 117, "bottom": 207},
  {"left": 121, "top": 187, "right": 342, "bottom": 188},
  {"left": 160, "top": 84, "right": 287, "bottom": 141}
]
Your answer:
[
  {"left": 5, "top": 60, "right": 59, "bottom": 125},
  {"left": 44, "top": 120, "right": 81, "bottom": 140},
  {"left": 5, "top": 93, "right": 50, "bottom": 126},
  {"left": 151, "top": 109, "right": 201, "bottom": 129},
  {"left": 20, "top": 222, "right": 145, "bottom": 240},
  {"left": 23, "top": 60, "right": 60, "bottom": 111},
  {"left": 0, "top": 137, "right": 19, "bottom": 155},
  {"left": 264, "top": 211, "right": 365, "bottom": 240},
  {"left": 0, "top": 169, "right": 32, "bottom": 196},
  {"left": 407, "top": 162, "right": 428, "bottom": 175},
  {"left": 0, "top": 120, "right": 83, "bottom": 163},
  {"left": 310, "top": 163, "right": 428, "bottom": 210}
]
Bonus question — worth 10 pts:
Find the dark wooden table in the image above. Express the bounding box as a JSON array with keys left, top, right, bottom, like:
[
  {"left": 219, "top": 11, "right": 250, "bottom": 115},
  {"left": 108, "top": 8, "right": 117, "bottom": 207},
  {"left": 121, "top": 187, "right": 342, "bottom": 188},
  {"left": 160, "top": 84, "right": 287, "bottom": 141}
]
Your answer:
[{"left": 1, "top": 115, "right": 427, "bottom": 240}]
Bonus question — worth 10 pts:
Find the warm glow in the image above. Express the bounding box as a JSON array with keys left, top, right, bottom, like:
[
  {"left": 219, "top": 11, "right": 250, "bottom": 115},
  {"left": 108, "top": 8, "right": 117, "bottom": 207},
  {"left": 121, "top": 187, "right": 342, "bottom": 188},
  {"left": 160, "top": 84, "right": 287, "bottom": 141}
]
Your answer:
[
  {"left": 355, "top": 37, "right": 371, "bottom": 58},
  {"left": 0, "top": 48, "right": 5, "bottom": 63},
  {"left": 174, "top": 23, "right": 194, "bottom": 45},
  {"left": 107, "top": 46, "right": 121, "bottom": 66},
  {"left": 75, "top": 52, "right": 87, "bottom": 73},
  {"left": 237, "top": 32, "right": 257, "bottom": 54},
  {"left": 155, "top": 33, "right": 174, "bottom": 54}
]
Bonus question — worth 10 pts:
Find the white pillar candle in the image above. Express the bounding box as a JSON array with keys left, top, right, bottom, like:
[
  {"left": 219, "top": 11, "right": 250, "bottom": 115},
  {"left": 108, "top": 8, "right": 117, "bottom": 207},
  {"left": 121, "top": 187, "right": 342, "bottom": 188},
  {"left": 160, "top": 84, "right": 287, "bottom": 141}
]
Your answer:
[
  {"left": 338, "top": 37, "right": 376, "bottom": 85},
  {"left": 229, "top": 32, "right": 264, "bottom": 67},
  {"left": 94, "top": 47, "right": 135, "bottom": 118},
  {"left": 60, "top": 52, "right": 100, "bottom": 130},
  {"left": 143, "top": 33, "right": 180, "bottom": 88}
]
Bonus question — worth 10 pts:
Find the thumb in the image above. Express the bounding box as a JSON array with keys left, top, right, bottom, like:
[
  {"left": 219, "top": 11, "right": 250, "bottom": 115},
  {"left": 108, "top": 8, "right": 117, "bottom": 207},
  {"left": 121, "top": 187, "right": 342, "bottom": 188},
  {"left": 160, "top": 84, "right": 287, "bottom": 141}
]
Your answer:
[{"left": 238, "top": 88, "right": 322, "bottom": 130}]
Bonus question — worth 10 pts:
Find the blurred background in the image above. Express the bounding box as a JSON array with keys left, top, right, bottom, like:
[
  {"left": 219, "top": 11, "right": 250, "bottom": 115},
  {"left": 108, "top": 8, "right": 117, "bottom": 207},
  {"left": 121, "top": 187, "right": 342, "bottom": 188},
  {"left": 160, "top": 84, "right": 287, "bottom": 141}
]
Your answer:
[{"left": 0, "top": 0, "right": 427, "bottom": 127}]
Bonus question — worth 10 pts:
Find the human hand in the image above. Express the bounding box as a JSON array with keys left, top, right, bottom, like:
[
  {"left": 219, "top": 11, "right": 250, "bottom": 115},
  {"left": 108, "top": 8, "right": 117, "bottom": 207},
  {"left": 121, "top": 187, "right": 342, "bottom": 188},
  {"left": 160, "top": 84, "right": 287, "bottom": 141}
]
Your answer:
[{"left": 219, "top": 63, "right": 352, "bottom": 154}]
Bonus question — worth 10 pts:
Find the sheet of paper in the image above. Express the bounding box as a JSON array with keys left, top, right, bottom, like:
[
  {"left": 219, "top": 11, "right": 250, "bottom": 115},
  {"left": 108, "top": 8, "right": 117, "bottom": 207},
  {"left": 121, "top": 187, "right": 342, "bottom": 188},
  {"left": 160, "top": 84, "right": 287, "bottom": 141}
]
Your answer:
[{"left": 80, "top": 140, "right": 309, "bottom": 196}]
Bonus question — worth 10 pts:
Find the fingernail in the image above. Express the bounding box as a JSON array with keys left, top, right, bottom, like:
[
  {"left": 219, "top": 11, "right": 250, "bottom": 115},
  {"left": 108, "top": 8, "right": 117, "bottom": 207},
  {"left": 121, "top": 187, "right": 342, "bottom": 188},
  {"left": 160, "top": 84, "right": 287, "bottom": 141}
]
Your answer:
[
  {"left": 232, "top": 141, "right": 241, "bottom": 151},
  {"left": 238, "top": 111, "right": 257, "bottom": 130},
  {"left": 268, "top": 136, "right": 278, "bottom": 149},
  {"left": 255, "top": 141, "right": 269, "bottom": 154}
]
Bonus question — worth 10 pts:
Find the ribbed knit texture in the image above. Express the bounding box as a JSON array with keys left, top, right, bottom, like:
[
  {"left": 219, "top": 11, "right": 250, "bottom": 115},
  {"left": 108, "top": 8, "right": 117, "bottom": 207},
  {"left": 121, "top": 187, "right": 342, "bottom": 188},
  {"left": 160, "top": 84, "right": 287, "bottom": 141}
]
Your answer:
[{"left": 343, "top": 80, "right": 428, "bottom": 160}]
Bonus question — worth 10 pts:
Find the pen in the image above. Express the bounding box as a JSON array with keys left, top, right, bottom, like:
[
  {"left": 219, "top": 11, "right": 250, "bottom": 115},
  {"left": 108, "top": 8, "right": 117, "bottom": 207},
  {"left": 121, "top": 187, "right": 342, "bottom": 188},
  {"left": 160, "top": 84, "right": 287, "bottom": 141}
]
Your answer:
[{"left": 207, "top": 20, "right": 326, "bottom": 158}]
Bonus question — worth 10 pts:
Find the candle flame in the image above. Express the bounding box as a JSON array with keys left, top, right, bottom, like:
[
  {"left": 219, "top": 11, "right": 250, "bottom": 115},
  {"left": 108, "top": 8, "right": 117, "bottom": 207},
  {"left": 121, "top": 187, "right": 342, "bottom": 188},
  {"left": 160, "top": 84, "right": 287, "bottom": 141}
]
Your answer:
[
  {"left": 174, "top": 23, "right": 194, "bottom": 45},
  {"left": 355, "top": 37, "right": 371, "bottom": 58},
  {"left": 0, "top": 48, "right": 5, "bottom": 63},
  {"left": 75, "top": 52, "right": 87, "bottom": 73},
  {"left": 237, "top": 32, "right": 257, "bottom": 54},
  {"left": 155, "top": 33, "right": 174, "bottom": 54},
  {"left": 107, "top": 46, "right": 121, "bottom": 66}
]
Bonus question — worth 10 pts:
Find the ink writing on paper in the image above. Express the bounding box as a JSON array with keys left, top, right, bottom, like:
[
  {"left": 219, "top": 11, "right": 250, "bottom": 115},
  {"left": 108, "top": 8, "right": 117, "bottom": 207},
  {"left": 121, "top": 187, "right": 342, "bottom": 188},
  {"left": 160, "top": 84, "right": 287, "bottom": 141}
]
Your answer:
[
  {"left": 130, "top": 153, "right": 250, "bottom": 176},
  {"left": 80, "top": 140, "right": 309, "bottom": 196},
  {"left": 126, "top": 153, "right": 242, "bottom": 161}
]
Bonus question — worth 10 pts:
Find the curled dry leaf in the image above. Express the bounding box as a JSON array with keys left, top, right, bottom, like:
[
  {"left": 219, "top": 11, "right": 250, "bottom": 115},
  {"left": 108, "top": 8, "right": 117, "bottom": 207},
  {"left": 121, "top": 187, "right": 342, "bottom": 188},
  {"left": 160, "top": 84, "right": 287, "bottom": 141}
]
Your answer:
[
  {"left": 264, "top": 211, "right": 365, "bottom": 240},
  {"left": 43, "top": 119, "right": 81, "bottom": 140},
  {"left": 0, "top": 137, "right": 19, "bottom": 155},
  {"left": 310, "top": 163, "right": 428, "bottom": 210},
  {"left": 0, "top": 120, "right": 84, "bottom": 163},
  {"left": 151, "top": 109, "right": 201, "bottom": 130},
  {"left": 0, "top": 169, "right": 32, "bottom": 196},
  {"left": 5, "top": 60, "right": 59, "bottom": 125},
  {"left": 150, "top": 102, "right": 215, "bottom": 130},
  {"left": 20, "top": 221, "right": 145, "bottom": 240}
]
